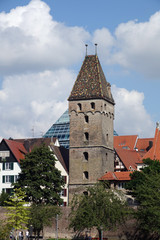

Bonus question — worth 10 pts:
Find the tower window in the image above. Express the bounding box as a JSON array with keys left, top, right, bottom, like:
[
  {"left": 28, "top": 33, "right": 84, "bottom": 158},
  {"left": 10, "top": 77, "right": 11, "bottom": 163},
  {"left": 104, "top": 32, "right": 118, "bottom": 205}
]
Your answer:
[
  {"left": 106, "top": 153, "right": 108, "bottom": 161},
  {"left": 106, "top": 134, "right": 109, "bottom": 145},
  {"left": 91, "top": 102, "right": 95, "bottom": 110},
  {"left": 104, "top": 104, "right": 106, "bottom": 111},
  {"left": 83, "top": 171, "right": 89, "bottom": 180},
  {"left": 83, "top": 152, "right": 89, "bottom": 161},
  {"left": 84, "top": 115, "right": 89, "bottom": 123},
  {"left": 84, "top": 132, "right": 89, "bottom": 141},
  {"left": 83, "top": 191, "right": 88, "bottom": 196},
  {"left": 77, "top": 103, "right": 82, "bottom": 111}
]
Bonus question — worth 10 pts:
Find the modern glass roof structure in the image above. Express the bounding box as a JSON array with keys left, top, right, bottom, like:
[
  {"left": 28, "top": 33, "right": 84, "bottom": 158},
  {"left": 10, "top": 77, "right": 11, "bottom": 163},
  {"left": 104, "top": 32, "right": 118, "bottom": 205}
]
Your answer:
[
  {"left": 43, "top": 109, "right": 118, "bottom": 149},
  {"left": 43, "top": 110, "right": 70, "bottom": 149}
]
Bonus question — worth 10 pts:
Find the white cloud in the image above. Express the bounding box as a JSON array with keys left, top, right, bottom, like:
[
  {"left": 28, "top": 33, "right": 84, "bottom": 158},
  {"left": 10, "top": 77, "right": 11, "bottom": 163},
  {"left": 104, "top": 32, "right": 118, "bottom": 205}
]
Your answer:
[
  {"left": 0, "top": 69, "right": 75, "bottom": 139},
  {"left": 0, "top": 0, "right": 158, "bottom": 141},
  {"left": 0, "top": 0, "right": 90, "bottom": 75},
  {"left": 92, "top": 28, "right": 115, "bottom": 62},
  {"left": 112, "top": 85, "right": 154, "bottom": 137},
  {"left": 93, "top": 11, "right": 160, "bottom": 79}
]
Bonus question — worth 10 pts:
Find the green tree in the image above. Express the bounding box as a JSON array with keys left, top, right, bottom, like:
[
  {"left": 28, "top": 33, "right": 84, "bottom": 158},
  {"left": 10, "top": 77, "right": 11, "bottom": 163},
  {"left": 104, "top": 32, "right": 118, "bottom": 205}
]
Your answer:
[
  {"left": 127, "top": 158, "right": 160, "bottom": 237},
  {"left": 28, "top": 203, "right": 60, "bottom": 238},
  {"left": 0, "top": 191, "right": 10, "bottom": 206},
  {"left": 14, "top": 144, "right": 64, "bottom": 205},
  {"left": 69, "top": 182, "right": 127, "bottom": 239},
  {"left": 5, "top": 188, "right": 30, "bottom": 240},
  {"left": 0, "top": 220, "right": 11, "bottom": 240}
]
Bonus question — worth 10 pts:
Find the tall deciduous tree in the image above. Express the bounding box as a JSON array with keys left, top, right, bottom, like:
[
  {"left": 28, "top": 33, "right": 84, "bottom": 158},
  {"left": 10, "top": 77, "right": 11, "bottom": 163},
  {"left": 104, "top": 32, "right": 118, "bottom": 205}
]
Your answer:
[
  {"left": 127, "top": 158, "right": 160, "bottom": 237},
  {"left": 69, "top": 182, "right": 127, "bottom": 239},
  {"left": 5, "top": 188, "right": 30, "bottom": 240},
  {"left": 28, "top": 203, "right": 60, "bottom": 238},
  {"left": 14, "top": 144, "right": 64, "bottom": 205}
]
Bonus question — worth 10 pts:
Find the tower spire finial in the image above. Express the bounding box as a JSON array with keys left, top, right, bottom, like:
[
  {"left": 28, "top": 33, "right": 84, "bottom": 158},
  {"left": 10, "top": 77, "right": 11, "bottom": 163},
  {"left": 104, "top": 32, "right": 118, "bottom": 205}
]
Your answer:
[
  {"left": 85, "top": 44, "right": 88, "bottom": 56},
  {"left": 95, "top": 43, "right": 98, "bottom": 55}
]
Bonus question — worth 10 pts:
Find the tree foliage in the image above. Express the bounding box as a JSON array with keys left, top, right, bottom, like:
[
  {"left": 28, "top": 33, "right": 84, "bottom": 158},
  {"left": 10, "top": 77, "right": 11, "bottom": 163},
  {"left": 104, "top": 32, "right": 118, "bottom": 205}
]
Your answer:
[
  {"left": 127, "top": 158, "right": 160, "bottom": 236},
  {"left": 5, "top": 188, "right": 30, "bottom": 239},
  {"left": 28, "top": 203, "right": 60, "bottom": 237},
  {"left": 0, "top": 191, "right": 10, "bottom": 206},
  {"left": 14, "top": 144, "right": 64, "bottom": 205},
  {"left": 0, "top": 220, "right": 11, "bottom": 240},
  {"left": 69, "top": 182, "right": 127, "bottom": 238}
]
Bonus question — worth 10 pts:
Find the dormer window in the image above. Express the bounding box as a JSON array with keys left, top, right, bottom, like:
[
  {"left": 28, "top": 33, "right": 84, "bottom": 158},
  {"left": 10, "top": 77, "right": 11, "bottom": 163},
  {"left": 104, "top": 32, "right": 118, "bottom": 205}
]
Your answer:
[
  {"left": 77, "top": 103, "right": 82, "bottom": 111},
  {"left": 91, "top": 102, "right": 95, "bottom": 110}
]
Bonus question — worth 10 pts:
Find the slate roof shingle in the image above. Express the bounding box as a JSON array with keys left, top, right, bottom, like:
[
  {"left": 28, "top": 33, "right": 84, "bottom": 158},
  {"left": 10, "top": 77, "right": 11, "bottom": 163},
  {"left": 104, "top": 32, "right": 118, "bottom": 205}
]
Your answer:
[{"left": 68, "top": 55, "right": 114, "bottom": 104}]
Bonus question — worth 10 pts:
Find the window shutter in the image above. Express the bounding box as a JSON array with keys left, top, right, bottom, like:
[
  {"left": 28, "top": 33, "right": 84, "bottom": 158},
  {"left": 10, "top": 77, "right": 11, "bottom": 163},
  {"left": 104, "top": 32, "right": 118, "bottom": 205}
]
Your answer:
[
  {"left": 64, "top": 189, "right": 67, "bottom": 197},
  {"left": 2, "top": 176, "right": 5, "bottom": 183},
  {"left": 11, "top": 163, "right": 14, "bottom": 170},
  {"left": 2, "top": 163, "right": 5, "bottom": 170},
  {"left": 62, "top": 176, "right": 67, "bottom": 184},
  {"left": 11, "top": 176, "right": 14, "bottom": 183},
  {"left": 64, "top": 176, "right": 67, "bottom": 184}
]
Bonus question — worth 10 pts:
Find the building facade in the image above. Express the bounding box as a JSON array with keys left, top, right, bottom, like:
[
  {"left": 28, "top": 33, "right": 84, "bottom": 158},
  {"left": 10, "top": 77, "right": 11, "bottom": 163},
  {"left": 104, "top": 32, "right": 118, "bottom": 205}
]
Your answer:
[{"left": 0, "top": 138, "right": 69, "bottom": 205}]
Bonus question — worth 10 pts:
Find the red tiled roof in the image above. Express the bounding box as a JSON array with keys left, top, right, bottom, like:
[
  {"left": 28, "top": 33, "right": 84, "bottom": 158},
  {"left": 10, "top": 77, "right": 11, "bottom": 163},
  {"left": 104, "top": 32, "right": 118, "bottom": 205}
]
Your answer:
[
  {"left": 114, "top": 135, "right": 138, "bottom": 150},
  {"left": 4, "top": 139, "right": 27, "bottom": 163},
  {"left": 15, "top": 138, "right": 56, "bottom": 151},
  {"left": 136, "top": 138, "right": 154, "bottom": 152},
  {"left": 142, "top": 126, "right": 160, "bottom": 161},
  {"left": 15, "top": 138, "right": 69, "bottom": 172},
  {"left": 116, "top": 148, "right": 142, "bottom": 170},
  {"left": 99, "top": 171, "right": 132, "bottom": 181}
]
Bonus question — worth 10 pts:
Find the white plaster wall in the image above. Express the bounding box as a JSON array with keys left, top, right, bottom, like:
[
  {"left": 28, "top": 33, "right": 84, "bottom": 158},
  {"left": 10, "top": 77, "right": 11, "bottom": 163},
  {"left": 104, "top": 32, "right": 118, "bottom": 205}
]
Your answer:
[
  {"left": 0, "top": 162, "right": 21, "bottom": 193},
  {"left": 55, "top": 159, "right": 69, "bottom": 205}
]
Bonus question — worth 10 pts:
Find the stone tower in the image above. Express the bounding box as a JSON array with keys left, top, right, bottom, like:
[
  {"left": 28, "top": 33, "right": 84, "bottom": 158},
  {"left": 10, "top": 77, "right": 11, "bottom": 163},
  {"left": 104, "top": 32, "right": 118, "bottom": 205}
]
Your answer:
[{"left": 68, "top": 54, "right": 115, "bottom": 199}]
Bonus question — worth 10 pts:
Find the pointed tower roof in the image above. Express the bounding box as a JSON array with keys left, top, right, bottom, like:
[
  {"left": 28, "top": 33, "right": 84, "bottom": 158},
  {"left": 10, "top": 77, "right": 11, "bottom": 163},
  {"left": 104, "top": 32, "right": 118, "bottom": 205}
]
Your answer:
[{"left": 68, "top": 55, "right": 114, "bottom": 104}]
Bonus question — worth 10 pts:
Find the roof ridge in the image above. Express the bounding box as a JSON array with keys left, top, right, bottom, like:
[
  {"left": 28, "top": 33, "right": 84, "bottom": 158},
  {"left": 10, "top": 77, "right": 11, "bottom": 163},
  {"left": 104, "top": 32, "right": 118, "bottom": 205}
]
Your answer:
[{"left": 96, "top": 56, "right": 103, "bottom": 97}]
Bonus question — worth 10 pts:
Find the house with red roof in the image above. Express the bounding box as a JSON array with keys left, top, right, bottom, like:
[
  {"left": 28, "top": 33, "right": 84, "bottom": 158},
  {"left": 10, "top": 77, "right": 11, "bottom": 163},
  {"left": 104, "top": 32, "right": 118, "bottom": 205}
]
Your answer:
[
  {"left": 140, "top": 122, "right": 160, "bottom": 161},
  {"left": 99, "top": 171, "right": 132, "bottom": 189},
  {"left": 0, "top": 137, "right": 69, "bottom": 206},
  {"left": 101, "top": 130, "right": 156, "bottom": 192},
  {"left": 114, "top": 148, "right": 143, "bottom": 172},
  {"left": 0, "top": 139, "right": 27, "bottom": 194}
]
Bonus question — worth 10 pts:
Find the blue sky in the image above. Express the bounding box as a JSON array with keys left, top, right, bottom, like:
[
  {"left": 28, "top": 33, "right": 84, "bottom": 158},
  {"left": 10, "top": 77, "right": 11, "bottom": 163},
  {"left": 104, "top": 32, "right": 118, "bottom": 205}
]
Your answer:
[{"left": 0, "top": 0, "right": 160, "bottom": 139}]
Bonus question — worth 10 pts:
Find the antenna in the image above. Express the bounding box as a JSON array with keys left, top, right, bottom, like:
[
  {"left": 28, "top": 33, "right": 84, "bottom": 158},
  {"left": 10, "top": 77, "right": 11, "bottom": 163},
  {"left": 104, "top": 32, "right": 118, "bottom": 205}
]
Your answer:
[
  {"left": 95, "top": 43, "right": 98, "bottom": 55},
  {"left": 85, "top": 44, "right": 88, "bottom": 56}
]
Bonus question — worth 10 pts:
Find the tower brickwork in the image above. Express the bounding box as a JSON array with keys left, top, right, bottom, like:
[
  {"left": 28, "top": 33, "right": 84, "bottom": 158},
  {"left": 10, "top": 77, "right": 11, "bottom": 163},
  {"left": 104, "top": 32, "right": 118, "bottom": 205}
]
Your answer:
[{"left": 68, "top": 55, "right": 115, "bottom": 199}]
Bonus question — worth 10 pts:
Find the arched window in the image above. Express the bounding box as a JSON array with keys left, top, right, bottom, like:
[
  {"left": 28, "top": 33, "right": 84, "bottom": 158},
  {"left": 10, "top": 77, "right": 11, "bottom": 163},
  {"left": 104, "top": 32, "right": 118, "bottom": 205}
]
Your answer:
[
  {"left": 83, "top": 171, "right": 89, "bottom": 180},
  {"left": 83, "top": 191, "right": 88, "bottom": 196},
  {"left": 77, "top": 103, "right": 82, "bottom": 111},
  {"left": 84, "top": 132, "right": 89, "bottom": 141},
  {"left": 84, "top": 115, "right": 89, "bottom": 123},
  {"left": 83, "top": 152, "right": 89, "bottom": 161},
  {"left": 91, "top": 102, "right": 95, "bottom": 110}
]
